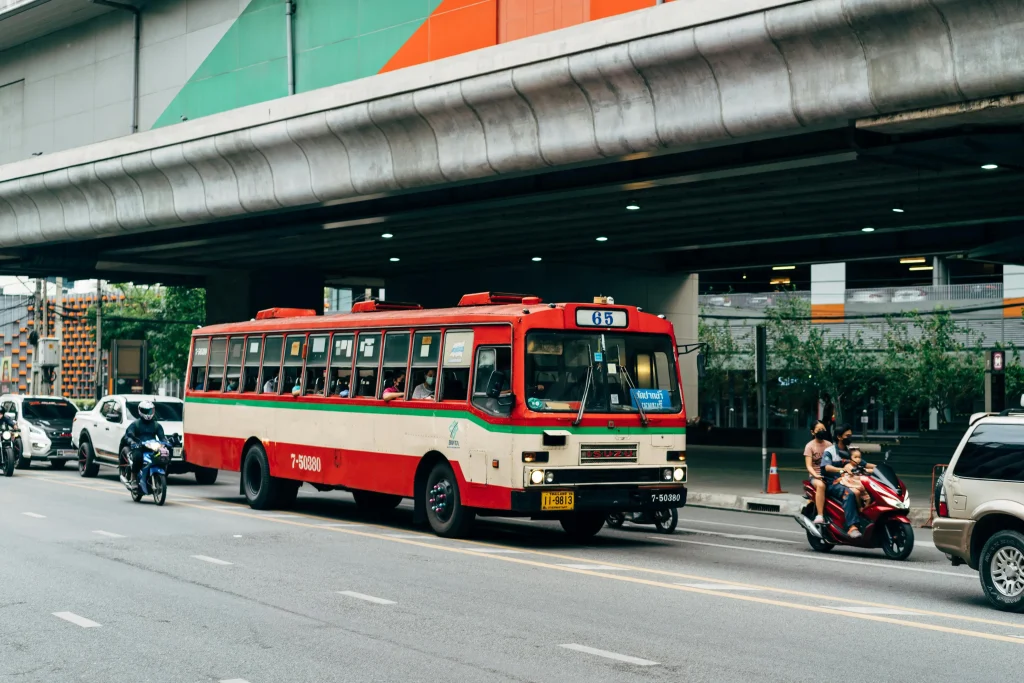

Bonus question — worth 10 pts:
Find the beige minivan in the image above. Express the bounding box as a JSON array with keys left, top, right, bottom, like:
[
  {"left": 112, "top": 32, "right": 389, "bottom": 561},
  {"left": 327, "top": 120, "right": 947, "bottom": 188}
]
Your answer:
[{"left": 933, "top": 414, "right": 1024, "bottom": 612}]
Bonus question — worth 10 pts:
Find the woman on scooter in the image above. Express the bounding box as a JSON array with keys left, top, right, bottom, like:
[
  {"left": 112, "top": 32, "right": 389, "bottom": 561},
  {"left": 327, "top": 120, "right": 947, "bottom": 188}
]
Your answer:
[{"left": 803, "top": 421, "right": 831, "bottom": 525}]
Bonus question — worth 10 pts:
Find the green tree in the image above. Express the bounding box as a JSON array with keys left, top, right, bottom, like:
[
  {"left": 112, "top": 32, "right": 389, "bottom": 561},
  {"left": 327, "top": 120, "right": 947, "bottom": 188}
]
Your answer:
[
  {"left": 698, "top": 312, "right": 749, "bottom": 403},
  {"left": 764, "top": 294, "right": 875, "bottom": 423},
  {"left": 880, "top": 311, "right": 983, "bottom": 425},
  {"left": 90, "top": 285, "right": 205, "bottom": 384}
]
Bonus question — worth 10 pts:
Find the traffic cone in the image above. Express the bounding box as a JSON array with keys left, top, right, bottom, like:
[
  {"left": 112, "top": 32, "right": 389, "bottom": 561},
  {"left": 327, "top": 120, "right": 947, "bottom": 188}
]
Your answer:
[{"left": 766, "top": 452, "right": 786, "bottom": 494}]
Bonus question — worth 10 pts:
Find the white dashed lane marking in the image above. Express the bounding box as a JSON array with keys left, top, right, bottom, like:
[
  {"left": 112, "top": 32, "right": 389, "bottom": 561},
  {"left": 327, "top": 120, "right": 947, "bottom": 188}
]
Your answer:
[
  {"left": 559, "top": 644, "right": 658, "bottom": 666},
  {"left": 677, "top": 583, "right": 763, "bottom": 591},
  {"left": 92, "top": 530, "right": 125, "bottom": 538},
  {"left": 192, "top": 555, "right": 233, "bottom": 566},
  {"left": 829, "top": 606, "right": 916, "bottom": 615},
  {"left": 53, "top": 612, "right": 101, "bottom": 628},
  {"left": 676, "top": 527, "right": 800, "bottom": 544},
  {"left": 558, "top": 564, "right": 632, "bottom": 570},
  {"left": 22, "top": 512, "right": 45, "bottom": 519},
  {"left": 337, "top": 591, "right": 396, "bottom": 605}
]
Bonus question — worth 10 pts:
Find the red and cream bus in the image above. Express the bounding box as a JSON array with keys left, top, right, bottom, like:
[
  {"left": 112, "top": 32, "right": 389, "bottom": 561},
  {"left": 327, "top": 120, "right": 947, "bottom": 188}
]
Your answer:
[{"left": 183, "top": 293, "right": 688, "bottom": 539}]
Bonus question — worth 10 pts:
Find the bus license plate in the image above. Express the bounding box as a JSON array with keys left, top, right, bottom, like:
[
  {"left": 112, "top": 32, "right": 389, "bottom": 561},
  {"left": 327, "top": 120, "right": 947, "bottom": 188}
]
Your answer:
[
  {"left": 541, "top": 491, "right": 574, "bottom": 511},
  {"left": 650, "top": 492, "right": 683, "bottom": 504},
  {"left": 172, "top": 448, "right": 183, "bottom": 458}
]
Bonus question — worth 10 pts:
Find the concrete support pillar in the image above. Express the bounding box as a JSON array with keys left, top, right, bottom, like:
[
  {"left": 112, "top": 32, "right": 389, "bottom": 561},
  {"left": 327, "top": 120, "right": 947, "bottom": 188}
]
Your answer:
[
  {"left": 932, "top": 257, "right": 950, "bottom": 287},
  {"left": 1003, "top": 265, "right": 1024, "bottom": 318},
  {"left": 205, "top": 271, "right": 324, "bottom": 325},
  {"left": 810, "top": 262, "right": 845, "bottom": 323},
  {"left": 385, "top": 265, "right": 699, "bottom": 416}
]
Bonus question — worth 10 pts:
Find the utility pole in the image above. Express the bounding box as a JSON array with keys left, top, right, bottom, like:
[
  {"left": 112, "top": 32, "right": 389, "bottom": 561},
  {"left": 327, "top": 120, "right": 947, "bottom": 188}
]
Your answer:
[
  {"left": 31, "top": 279, "right": 42, "bottom": 395},
  {"left": 54, "top": 276, "right": 63, "bottom": 397},
  {"left": 95, "top": 279, "right": 103, "bottom": 401}
]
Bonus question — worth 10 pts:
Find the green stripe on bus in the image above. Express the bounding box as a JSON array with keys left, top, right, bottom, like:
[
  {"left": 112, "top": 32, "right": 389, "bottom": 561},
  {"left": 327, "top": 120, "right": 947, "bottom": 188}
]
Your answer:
[{"left": 184, "top": 396, "right": 685, "bottom": 436}]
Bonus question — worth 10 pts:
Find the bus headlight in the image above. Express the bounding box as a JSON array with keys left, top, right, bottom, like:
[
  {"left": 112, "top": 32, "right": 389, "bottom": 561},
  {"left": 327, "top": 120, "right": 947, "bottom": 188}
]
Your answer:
[
  {"left": 662, "top": 468, "right": 673, "bottom": 482},
  {"left": 530, "top": 469, "right": 545, "bottom": 485},
  {"left": 673, "top": 468, "right": 685, "bottom": 482}
]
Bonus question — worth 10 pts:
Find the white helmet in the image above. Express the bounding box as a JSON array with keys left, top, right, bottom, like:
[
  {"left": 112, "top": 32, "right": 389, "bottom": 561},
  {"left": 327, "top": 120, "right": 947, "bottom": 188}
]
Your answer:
[{"left": 138, "top": 400, "right": 155, "bottom": 422}]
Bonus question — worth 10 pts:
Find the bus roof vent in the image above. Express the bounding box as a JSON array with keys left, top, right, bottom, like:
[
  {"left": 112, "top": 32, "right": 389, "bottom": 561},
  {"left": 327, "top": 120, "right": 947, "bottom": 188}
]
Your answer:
[
  {"left": 458, "top": 292, "right": 543, "bottom": 307},
  {"left": 255, "top": 308, "right": 317, "bottom": 320},
  {"left": 351, "top": 299, "right": 423, "bottom": 313}
]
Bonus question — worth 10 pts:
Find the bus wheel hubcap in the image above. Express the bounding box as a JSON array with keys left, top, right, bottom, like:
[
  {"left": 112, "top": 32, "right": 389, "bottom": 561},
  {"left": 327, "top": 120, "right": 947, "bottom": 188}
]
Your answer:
[{"left": 429, "top": 480, "right": 454, "bottom": 522}]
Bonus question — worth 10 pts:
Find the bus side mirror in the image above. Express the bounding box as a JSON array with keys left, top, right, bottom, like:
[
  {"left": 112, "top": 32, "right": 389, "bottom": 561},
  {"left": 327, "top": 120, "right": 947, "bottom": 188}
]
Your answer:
[
  {"left": 486, "top": 371, "right": 507, "bottom": 399},
  {"left": 696, "top": 353, "right": 706, "bottom": 379}
]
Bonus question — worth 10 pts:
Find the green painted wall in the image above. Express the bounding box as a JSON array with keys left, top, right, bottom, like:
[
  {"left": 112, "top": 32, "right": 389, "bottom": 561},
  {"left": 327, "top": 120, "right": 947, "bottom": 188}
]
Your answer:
[{"left": 154, "top": 0, "right": 444, "bottom": 128}]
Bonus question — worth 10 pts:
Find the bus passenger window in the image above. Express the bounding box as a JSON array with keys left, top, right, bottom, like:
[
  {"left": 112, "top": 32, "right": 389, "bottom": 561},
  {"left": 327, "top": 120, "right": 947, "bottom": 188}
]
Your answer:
[
  {"left": 304, "top": 334, "right": 329, "bottom": 395},
  {"left": 189, "top": 339, "right": 209, "bottom": 391},
  {"left": 242, "top": 337, "right": 262, "bottom": 392},
  {"left": 355, "top": 332, "right": 381, "bottom": 397},
  {"left": 282, "top": 335, "right": 305, "bottom": 396},
  {"left": 260, "top": 336, "right": 284, "bottom": 394},
  {"left": 380, "top": 332, "right": 410, "bottom": 401},
  {"left": 224, "top": 338, "right": 243, "bottom": 392},
  {"left": 472, "top": 346, "right": 511, "bottom": 416},
  {"left": 409, "top": 331, "right": 440, "bottom": 400},
  {"left": 329, "top": 333, "right": 354, "bottom": 397},
  {"left": 207, "top": 338, "right": 227, "bottom": 392},
  {"left": 440, "top": 330, "right": 473, "bottom": 401}
]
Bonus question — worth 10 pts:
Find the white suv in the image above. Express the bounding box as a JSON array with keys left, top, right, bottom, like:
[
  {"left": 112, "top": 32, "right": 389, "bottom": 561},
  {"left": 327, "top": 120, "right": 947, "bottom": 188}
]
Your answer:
[{"left": 0, "top": 395, "right": 77, "bottom": 469}]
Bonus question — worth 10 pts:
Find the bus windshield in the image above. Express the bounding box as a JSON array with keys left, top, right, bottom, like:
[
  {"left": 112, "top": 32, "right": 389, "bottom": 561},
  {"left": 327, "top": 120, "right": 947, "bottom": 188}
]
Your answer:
[{"left": 524, "top": 332, "right": 682, "bottom": 414}]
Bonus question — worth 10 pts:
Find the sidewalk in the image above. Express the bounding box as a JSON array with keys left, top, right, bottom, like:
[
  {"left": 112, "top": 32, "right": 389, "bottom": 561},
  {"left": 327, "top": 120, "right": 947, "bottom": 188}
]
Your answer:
[{"left": 685, "top": 445, "right": 934, "bottom": 526}]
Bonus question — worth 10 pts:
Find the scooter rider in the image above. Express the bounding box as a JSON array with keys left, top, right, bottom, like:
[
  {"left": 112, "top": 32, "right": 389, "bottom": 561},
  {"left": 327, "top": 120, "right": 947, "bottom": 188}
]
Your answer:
[
  {"left": 820, "top": 423, "right": 863, "bottom": 539},
  {"left": 125, "top": 400, "right": 166, "bottom": 489}
]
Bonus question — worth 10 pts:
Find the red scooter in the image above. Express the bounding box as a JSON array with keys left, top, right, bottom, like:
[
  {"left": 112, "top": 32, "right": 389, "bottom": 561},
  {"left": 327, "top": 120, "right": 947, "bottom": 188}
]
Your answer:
[{"left": 794, "top": 460, "right": 915, "bottom": 560}]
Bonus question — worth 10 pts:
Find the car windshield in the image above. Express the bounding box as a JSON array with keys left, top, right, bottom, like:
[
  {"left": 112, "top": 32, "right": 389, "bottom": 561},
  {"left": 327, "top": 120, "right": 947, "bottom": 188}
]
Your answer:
[
  {"left": 524, "top": 332, "right": 682, "bottom": 413},
  {"left": 126, "top": 401, "right": 183, "bottom": 421},
  {"left": 21, "top": 399, "right": 76, "bottom": 420}
]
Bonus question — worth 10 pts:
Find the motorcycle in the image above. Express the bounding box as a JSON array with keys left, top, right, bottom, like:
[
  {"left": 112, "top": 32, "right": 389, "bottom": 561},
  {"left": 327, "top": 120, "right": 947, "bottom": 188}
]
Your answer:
[
  {"left": 120, "top": 439, "right": 169, "bottom": 506},
  {"left": 1, "top": 414, "right": 18, "bottom": 478},
  {"left": 606, "top": 508, "right": 678, "bottom": 534},
  {"left": 794, "top": 456, "right": 914, "bottom": 560}
]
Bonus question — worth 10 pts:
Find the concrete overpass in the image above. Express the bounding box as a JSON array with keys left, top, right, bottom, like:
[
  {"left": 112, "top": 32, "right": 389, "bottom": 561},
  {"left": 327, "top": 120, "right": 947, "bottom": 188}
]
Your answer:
[{"left": 0, "top": 0, "right": 1023, "bottom": 323}]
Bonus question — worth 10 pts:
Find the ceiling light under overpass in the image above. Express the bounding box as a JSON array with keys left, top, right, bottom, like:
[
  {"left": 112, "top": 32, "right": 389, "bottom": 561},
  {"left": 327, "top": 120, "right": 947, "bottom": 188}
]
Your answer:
[
  {"left": 626, "top": 202, "right": 640, "bottom": 211},
  {"left": 596, "top": 236, "right": 608, "bottom": 242},
  {"left": 900, "top": 257, "right": 926, "bottom": 264},
  {"left": 772, "top": 265, "right": 795, "bottom": 271},
  {"left": 892, "top": 203, "right": 905, "bottom": 213},
  {"left": 909, "top": 266, "right": 934, "bottom": 271},
  {"left": 982, "top": 164, "right": 999, "bottom": 170},
  {"left": 862, "top": 226, "right": 875, "bottom": 232},
  {"left": 532, "top": 257, "right": 542, "bottom": 262},
  {"left": 381, "top": 233, "right": 393, "bottom": 238},
  {"left": 389, "top": 257, "right": 400, "bottom": 262}
]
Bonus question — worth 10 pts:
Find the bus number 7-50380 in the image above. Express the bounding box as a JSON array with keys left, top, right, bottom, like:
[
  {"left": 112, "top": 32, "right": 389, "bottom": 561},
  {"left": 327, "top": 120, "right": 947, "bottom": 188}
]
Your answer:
[{"left": 291, "top": 454, "right": 322, "bottom": 472}]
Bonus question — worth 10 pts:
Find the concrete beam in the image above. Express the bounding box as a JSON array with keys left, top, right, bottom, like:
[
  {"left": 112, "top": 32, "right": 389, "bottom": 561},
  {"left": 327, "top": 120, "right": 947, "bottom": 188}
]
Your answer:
[{"left": 1, "top": 0, "right": 1022, "bottom": 248}]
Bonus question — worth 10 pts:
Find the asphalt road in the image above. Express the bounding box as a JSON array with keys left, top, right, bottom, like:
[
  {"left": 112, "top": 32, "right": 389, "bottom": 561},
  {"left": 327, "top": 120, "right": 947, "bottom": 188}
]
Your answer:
[{"left": 2, "top": 465, "right": 1022, "bottom": 683}]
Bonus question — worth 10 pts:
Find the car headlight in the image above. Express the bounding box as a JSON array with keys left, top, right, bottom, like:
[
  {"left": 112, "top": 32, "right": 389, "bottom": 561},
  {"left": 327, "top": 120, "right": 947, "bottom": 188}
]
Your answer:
[
  {"left": 673, "top": 468, "right": 685, "bottom": 482},
  {"left": 29, "top": 425, "right": 45, "bottom": 436},
  {"left": 530, "top": 469, "right": 544, "bottom": 485}
]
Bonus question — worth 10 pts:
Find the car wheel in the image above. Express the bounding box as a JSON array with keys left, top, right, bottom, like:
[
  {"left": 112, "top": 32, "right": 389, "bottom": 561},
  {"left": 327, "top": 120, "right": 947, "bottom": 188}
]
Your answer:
[
  {"left": 979, "top": 530, "right": 1024, "bottom": 612},
  {"left": 242, "top": 444, "right": 281, "bottom": 510},
  {"left": 424, "top": 461, "right": 474, "bottom": 538},
  {"left": 193, "top": 466, "right": 218, "bottom": 485},
  {"left": 560, "top": 512, "right": 606, "bottom": 540},
  {"left": 78, "top": 440, "right": 100, "bottom": 478}
]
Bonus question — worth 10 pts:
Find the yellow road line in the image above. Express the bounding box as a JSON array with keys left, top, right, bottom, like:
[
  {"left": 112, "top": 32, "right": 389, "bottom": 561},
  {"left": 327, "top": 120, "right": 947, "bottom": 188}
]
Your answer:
[{"left": 24, "top": 474, "right": 1024, "bottom": 643}]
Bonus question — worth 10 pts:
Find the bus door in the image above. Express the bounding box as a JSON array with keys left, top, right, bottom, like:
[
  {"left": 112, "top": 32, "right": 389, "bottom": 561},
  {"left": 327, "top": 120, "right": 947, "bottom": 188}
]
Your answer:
[{"left": 465, "top": 326, "right": 513, "bottom": 486}]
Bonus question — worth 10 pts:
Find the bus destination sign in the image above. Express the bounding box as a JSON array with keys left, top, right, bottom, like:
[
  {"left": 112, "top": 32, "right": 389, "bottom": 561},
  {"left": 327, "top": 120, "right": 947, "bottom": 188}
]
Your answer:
[{"left": 575, "top": 309, "right": 628, "bottom": 328}]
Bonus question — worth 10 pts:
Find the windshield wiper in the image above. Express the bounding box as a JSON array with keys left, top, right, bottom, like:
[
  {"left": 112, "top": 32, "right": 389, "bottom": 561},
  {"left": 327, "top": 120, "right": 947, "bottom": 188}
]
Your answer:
[
  {"left": 618, "top": 365, "right": 649, "bottom": 427},
  {"left": 573, "top": 364, "right": 594, "bottom": 427}
]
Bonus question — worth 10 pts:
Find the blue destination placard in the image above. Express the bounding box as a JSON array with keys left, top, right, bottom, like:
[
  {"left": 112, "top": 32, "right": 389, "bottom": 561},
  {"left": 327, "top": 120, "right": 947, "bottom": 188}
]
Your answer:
[{"left": 630, "top": 388, "right": 671, "bottom": 410}]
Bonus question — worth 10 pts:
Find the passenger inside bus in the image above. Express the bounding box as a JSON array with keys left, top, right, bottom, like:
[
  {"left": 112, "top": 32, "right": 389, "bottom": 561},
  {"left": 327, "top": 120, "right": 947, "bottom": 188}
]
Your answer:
[
  {"left": 330, "top": 370, "right": 351, "bottom": 397},
  {"left": 410, "top": 369, "right": 436, "bottom": 400},
  {"left": 382, "top": 370, "right": 406, "bottom": 402},
  {"left": 262, "top": 375, "right": 279, "bottom": 394}
]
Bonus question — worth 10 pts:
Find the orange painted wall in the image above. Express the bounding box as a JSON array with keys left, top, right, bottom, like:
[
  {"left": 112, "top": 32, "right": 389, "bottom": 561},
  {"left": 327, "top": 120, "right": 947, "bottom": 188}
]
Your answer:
[
  {"left": 590, "top": 0, "right": 656, "bottom": 21},
  {"left": 499, "top": 0, "right": 590, "bottom": 43}
]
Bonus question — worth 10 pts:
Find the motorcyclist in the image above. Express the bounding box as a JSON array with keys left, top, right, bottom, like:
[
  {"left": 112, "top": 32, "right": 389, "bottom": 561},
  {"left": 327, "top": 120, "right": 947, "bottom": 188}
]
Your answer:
[
  {"left": 125, "top": 400, "right": 166, "bottom": 489},
  {"left": 820, "top": 423, "right": 863, "bottom": 539},
  {"left": 0, "top": 410, "right": 22, "bottom": 461}
]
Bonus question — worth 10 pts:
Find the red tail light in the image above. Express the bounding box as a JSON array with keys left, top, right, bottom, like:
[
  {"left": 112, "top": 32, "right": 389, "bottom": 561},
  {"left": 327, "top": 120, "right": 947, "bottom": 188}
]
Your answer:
[{"left": 938, "top": 501, "right": 949, "bottom": 517}]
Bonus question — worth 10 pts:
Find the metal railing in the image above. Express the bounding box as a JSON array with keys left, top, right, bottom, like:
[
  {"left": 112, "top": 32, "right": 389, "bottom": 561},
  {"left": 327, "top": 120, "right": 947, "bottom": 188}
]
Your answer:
[{"left": 700, "top": 283, "right": 1002, "bottom": 309}]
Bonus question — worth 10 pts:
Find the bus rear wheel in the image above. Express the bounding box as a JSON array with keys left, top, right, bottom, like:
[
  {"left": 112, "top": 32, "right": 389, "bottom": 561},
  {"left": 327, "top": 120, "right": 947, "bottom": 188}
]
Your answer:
[
  {"left": 560, "top": 512, "right": 606, "bottom": 540},
  {"left": 242, "top": 444, "right": 282, "bottom": 510},
  {"left": 424, "top": 461, "right": 474, "bottom": 538},
  {"left": 353, "top": 490, "right": 402, "bottom": 513}
]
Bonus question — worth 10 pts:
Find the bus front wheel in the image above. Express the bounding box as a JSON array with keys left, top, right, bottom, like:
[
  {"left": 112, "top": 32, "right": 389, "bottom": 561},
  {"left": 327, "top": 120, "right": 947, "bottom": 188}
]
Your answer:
[
  {"left": 424, "top": 461, "right": 474, "bottom": 538},
  {"left": 243, "top": 444, "right": 282, "bottom": 510},
  {"left": 560, "top": 512, "right": 606, "bottom": 540}
]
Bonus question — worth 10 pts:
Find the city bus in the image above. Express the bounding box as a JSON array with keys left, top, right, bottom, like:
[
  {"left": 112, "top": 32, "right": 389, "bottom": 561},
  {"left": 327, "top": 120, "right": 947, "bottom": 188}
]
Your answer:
[{"left": 182, "top": 293, "right": 688, "bottom": 539}]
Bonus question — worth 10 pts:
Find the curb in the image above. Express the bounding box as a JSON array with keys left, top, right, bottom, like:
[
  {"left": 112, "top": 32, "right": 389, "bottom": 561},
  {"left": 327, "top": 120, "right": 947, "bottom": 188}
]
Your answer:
[{"left": 687, "top": 491, "right": 932, "bottom": 527}]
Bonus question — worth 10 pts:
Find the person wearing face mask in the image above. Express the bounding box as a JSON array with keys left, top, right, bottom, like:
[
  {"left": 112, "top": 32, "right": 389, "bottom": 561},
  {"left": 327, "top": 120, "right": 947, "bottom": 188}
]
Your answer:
[
  {"left": 412, "top": 368, "right": 436, "bottom": 400},
  {"left": 819, "top": 423, "right": 863, "bottom": 539},
  {"left": 803, "top": 421, "right": 831, "bottom": 525}
]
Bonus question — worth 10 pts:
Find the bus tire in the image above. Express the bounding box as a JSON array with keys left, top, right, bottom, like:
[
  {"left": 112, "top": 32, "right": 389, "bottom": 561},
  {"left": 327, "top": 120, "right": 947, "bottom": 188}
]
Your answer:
[
  {"left": 352, "top": 490, "right": 402, "bottom": 513},
  {"left": 242, "top": 444, "right": 281, "bottom": 510},
  {"left": 425, "top": 461, "right": 474, "bottom": 538},
  {"left": 194, "top": 466, "right": 218, "bottom": 485},
  {"left": 560, "top": 512, "right": 606, "bottom": 540}
]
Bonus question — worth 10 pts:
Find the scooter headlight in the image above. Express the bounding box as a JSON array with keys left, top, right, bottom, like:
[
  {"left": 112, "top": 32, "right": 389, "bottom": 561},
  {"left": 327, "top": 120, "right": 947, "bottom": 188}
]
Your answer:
[{"left": 2, "top": 431, "right": 10, "bottom": 440}]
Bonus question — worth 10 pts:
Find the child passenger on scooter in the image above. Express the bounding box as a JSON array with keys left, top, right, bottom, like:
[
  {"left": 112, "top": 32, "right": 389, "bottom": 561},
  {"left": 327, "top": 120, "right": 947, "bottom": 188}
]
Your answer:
[{"left": 841, "top": 448, "right": 874, "bottom": 509}]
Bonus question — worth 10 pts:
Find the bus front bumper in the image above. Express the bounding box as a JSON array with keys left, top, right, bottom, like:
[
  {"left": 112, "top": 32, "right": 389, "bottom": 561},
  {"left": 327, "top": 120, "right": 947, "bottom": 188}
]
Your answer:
[{"left": 510, "top": 485, "right": 687, "bottom": 514}]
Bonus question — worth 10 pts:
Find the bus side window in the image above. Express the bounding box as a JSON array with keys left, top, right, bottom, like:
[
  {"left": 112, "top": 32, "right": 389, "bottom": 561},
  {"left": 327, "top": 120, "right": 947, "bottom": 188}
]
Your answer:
[
  {"left": 409, "top": 331, "right": 440, "bottom": 400},
  {"left": 440, "top": 330, "right": 473, "bottom": 401},
  {"left": 355, "top": 332, "right": 381, "bottom": 397},
  {"left": 379, "top": 331, "right": 411, "bottom": 400},
  {"left": 242, "top": 336, "right": 262, "bottom": 393},
  {"left": 260, "top": 336, "right": 284, "bottom": 394},
  {"left": 282, "top": 335, "right": 306, "bottom": 396},
  {"left": 207, "top": 338, "right": 227, "bottom": 392},
  {"left": 304, "top": 334, "right": 330, "bottom": 395},
  {"left": 329, "top": 333, "right": 354, "bottom": 397},
  {"left": 472, "top": 346, "right": 511, "bottom": 416},
  {"left": 189, "top": 338, "right": 209, "bottom": 391},
  {"left": 224, "top": 338, "right": 243, "bottom": 392}
]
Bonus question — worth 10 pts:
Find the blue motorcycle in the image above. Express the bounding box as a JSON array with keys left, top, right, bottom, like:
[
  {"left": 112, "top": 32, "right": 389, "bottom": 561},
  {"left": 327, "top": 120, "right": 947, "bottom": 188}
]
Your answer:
[{"left": 120, "top": 439, "right": 169, "bottom": 506}]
